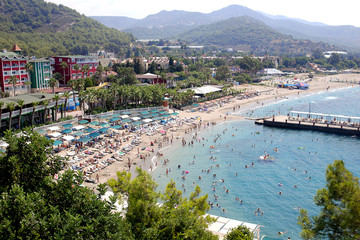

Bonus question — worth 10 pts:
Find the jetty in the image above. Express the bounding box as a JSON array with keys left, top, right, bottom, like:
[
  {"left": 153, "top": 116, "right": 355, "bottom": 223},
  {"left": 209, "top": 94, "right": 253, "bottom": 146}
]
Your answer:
[{"left": 255, "top": 111, "right": 360, "bottom": 136}]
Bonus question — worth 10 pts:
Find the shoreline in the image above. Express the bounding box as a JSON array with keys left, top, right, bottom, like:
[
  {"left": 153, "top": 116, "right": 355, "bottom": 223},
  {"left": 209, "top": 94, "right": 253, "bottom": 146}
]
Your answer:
[{"left": 84, "top": 74, "right": 356, "bottom": 187}]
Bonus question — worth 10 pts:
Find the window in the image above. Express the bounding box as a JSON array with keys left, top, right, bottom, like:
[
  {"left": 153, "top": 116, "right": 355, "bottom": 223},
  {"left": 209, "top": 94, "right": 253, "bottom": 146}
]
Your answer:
[
  {"left": 12, "top": 71, "right": 18, "bottom": 74},
  {"left": 71, "top": 59, "right": 75, "bottom": 63},
  {"left": 89, "top": 72, "right": 93, "bottom": 76},
  {"left": 12, "top": 63, "right": 19, "bottom": 67},
  {"left": 3, "top": 64, "right": 10, "bottom": 68},
  {"left": 72, "top": 74, "right": 76, "bottom": 78},
  {"left": 77, "top": 73, "right": 82, "bottom": 77},
  {"left": 59, "top": 58, "right": 62, "bottom": 62},
  {"left": 21, "top": 77, "right": 28, "bottom": 81},
  {"left": 20, "top": 63, "right": 25, "bottom": 67}
]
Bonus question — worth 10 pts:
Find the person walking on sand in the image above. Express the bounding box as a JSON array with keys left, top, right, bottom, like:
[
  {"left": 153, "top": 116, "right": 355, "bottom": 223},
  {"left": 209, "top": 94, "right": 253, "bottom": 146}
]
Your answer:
[{"left": 96, "top": 174, "right": 99, "bottom": 183}]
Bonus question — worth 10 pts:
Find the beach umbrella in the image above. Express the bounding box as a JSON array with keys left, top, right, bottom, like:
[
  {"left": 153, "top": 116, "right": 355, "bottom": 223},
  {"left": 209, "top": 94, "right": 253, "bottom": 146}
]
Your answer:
[
  {"left": 143, "top": 118, "right": 153, "bottom": 123},
  {"left": 89, "top": 121, "right": 99, "bottom": 126},
  {"left": 73, "top": 131, "right": 85, "bottom": 137},
  {"left": 150, "top": 109, "right": 159, "bottom": 113},
  {"left": 73, "top": 125, "right": 85, "bottom": 131},
  {"left": 89, "top": 132, "right": 101, "bottom": 138},
  {"left": 110, "top": 117, "right": 121, "bottom": 122},
  {"left": 142, "top": 115, "right": 151, "bottom": 119},
  {"left": 140, "top": 111, "right": 149, "bottom": 115},
  {"left": 171, "top": 112, "right": 179, "bottom": 116},
  {"left": 49, "top": 132, "right": 62, "bottom": 138},
  {"left": 61, "top": 128, "right": 73, "bottom": 134},
  {"left": 62, "top": 135, "right": 75, "bottom": 141},
  {"left": 62, "top": 123, "right": 73, "bottom": 128},
  {"left": 122, "top": 119, "right": 131, "bottom": 123},
  {"left": 132, "top": 121, "right": 143, "bottom": 126},
  {"left": 0, "top": 141, "right": 9, "bottom": 147},
  {"left": 112, "top": 114, "right": 121, "bottom": 117},
  {"left": 99, "top": 123, "right": 109, "bottom": 127},
  {"left": 121, "top": 115, "right": 129, "bottom": 119},
  {"left": 159, "top": 111, "right": 167, "bottom": 115},
  {"left": 112, "top": 125, "right": 122, "bottom": 130},
  {"left": 85, "top": 127, "right": 96, "bottom": 133},
  {"left": 99, "top": 128, "right": 109, "bottom": 133},
  {"left": 48, "top": 126, "right": 60, "bottom": 131},
  {"left": 36, "top": 129, "right": 47, "bottom": 135},
  {"left": 131, "top": 117, "right": 141, "bottom": 121},
  {"left": 163, "top": 114, "right": 171, "bottom": 118},
  {"left": 53, "top": 140, "right": 63, "bottom": 146},
  {"left": 78, "top": 120, "right": 89, "bottom": 124},
  {"left": 121, "top": 111, "right": 131, "bottom": 115},
  {"left": 150, "top": 113, "right": 159, "bottom": 116},
  {"left": 153, "top": 117, "right": 162, "bottom": 121},
  {"left": 78, "top": 137, "right": 91, "bottom": 143}
]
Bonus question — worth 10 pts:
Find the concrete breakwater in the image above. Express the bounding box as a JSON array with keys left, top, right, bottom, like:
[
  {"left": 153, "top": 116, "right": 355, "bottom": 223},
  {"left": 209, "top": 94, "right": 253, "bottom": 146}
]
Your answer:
[{"left": 255, "top": 116, "right": 360, "bottom": 136}]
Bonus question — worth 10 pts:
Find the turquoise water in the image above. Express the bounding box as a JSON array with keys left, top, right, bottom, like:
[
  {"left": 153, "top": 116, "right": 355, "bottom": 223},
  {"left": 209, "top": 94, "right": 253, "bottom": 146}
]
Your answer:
[{"left": 152, "top": 86, "right": 360, "bottom": 239}]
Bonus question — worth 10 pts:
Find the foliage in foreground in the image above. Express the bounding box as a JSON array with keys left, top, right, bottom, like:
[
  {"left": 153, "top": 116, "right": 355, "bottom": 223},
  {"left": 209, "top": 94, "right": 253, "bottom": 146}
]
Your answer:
[
  {"left": 225, "top": 225, "right": 254, "bottom": 240},
  {"left": 108, "top": 169, "right": 218, "bottom": 240},
  {"left": 298, "top": 160, "right": 360, "bottom": 240},
  {"left": 0, "top": 129, "right": 130, "bottom": 239}
]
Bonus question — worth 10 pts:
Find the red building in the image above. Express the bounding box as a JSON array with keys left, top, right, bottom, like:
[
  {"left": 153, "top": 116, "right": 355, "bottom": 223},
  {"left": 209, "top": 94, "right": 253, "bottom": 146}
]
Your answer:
[
  {"left": 0, "top": 44, "right": 30, "bottom": 95},
  {"left": 52, "top": 55, "right": 99, "bottom": 84}
]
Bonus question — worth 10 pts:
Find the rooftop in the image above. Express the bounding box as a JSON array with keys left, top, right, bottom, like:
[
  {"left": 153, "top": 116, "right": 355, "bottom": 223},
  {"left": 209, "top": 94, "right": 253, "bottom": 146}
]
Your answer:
[{"left": 0, "top": 93, "right": 56, "bottom": 109}]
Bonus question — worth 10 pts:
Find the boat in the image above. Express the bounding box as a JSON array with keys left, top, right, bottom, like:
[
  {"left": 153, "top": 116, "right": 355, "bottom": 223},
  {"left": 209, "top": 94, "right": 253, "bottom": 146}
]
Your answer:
[{"left": 259, "top": 155, "right": 275, "bottom": 161}]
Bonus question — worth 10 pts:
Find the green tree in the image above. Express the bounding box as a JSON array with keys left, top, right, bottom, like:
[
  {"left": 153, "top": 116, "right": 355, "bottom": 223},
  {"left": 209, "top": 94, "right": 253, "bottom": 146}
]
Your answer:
[
  {"left": 298, "top": 160, "right": 360, "bottom": 239},
  {"left": 49, "top": 77, "right": 57, "bottom": 94},
  {"left": 108, "top": 168, "right": 216, "bottom": 240},
  {"left": 6, "top": 102, "right": 16, "bottom": 130},
  {"left": 60, "top": 61, "right": 68, "bottom": 85},
  {"left": 0, "top": 129, "right": 130, "bottom": 239},
  {"left": 31, "top": 101, "right": 39, "bottom": 126},
  {"left": 16, "top": 99, "right": 24, "bottom": 129},
  {"left": 42, "top": 100, "right": 49, "bottom": 124},
  {"left": 8, "top": 75, "right": 18, "bottom": 96},
  {"left": 52, "top": 95, "right": 60, "bottom": 122},
  {"left": 67, "top": 78, "right": 76, "bottom": 102},
  {"left": 225, "top": 225, "right": 254, "bottom": 240},
  {"left": 215, "top": 65, "right": 230, "bottom": 81},
  {"left": 82, "top": 64, "right": 90, "bottom": 78},
  {"left": 63, "top": 92, "right": 70, "bottom": 117},
  {"left": 73, "top": 64, "right": 80, "bottom": 79},
  {"left": 0, "top": 101, "right": 4, "bottom": 131}
]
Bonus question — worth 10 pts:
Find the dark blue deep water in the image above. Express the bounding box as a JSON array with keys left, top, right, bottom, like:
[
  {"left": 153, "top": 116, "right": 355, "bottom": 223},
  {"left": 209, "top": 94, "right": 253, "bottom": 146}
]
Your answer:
[{"left": 152, "top": 86, "right": 360, "bottom": 239}]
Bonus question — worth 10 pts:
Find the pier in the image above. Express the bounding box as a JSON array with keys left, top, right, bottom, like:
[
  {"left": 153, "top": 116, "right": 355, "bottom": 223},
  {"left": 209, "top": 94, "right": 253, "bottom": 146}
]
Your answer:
[{"left": 255, "top": 111, "right": 360, "bottom": 136}]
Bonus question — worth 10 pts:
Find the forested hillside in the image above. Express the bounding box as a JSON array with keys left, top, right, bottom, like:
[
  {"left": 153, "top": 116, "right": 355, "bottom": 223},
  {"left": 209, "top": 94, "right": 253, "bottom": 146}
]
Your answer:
[
  {"left": 178, "top": 17, "right": 335, "bottom": 55},
  {"left": 0, "top": 0, "right": 135, "bottom": 57}
]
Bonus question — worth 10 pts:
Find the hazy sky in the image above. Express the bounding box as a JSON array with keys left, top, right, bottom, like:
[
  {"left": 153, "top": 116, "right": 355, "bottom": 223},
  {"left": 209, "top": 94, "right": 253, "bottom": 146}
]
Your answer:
[{"left": 46, "top": 0, "right": 360, "bottom": 27}]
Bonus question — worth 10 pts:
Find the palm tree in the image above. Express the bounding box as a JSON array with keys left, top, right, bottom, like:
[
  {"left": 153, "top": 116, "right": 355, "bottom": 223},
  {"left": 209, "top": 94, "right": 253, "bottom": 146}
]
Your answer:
[
  {"left": 42, "top": 100, "right": 49, "bottom": 124},
  {"left": 31, "top": 101, "right": 39, "bottom": 126},
  {"left": 60, "top": 61, "right": 68, "bottom": 85},
  {"left": 82, "top": 64, "right": 90, "bottom": 78},
  {"left": 17, "top": 99, "right": 24, "bottom": 129},
  {"left": 24, "top": 81, "right": 31, "bottom": 94},
  {"left": 67, "top": 79, "right": 76, "bottom": 102},
  {"left": 73, "top": 64, "right": 80, "bottom": 79},
  {"left": 53, "top": 95, "right": 61, "bottom": 122},
  {"left": 0, "top": 101, "right": 4, "bottom": 130},
  {"left": 25, "top": 62, "right": 33, "bottom": 84},
  {"left": 63, "top": 92, "right": 70, "bottom": 118},
  {"left": 49, "top": 77, "right": 58, "bottom": 94},
  {"left": 103, "top": 66, "right": 110, "bottom": 79},
  {"left": 6, "top": 102, "right": 16, "bottom": 130},
  {"left": 8, "top": 75, "right": 18, "bottom": 96}
]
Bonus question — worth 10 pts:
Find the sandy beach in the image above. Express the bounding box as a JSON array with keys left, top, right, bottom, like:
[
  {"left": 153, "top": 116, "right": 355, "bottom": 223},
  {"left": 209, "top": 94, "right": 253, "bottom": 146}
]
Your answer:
[{"left": 81, "top": 73, "right": 357, "bottom": 187}]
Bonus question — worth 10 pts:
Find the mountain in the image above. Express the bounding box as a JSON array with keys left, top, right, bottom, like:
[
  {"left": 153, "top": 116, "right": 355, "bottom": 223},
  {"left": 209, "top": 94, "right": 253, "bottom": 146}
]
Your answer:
[
  {"left": 91, "top": 5, "right": 360, "bottom": 51},
  {"left": 178, "top": 16, "right": 335, "bottom": 55},
  {"left": 0, "top": 0, "right": 135, "bottom": 57}
]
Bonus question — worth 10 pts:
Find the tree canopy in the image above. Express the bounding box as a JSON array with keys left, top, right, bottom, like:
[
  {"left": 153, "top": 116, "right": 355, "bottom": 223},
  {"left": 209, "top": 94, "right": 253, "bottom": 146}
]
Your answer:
[{"left": 298, "top": 160, "right": 360, "bottom": 239}]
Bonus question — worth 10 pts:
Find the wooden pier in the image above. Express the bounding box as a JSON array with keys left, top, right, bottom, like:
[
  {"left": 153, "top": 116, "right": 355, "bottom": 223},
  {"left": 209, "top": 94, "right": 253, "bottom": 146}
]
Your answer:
[{"left": 255, "top": 116, "right": 360, "bottom": 136}]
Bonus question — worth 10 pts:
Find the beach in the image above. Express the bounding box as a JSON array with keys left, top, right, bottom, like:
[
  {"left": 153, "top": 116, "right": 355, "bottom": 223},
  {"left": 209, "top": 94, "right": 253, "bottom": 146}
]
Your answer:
[{"left": 80, "top": 73, "right": 355, "bottom": 187}]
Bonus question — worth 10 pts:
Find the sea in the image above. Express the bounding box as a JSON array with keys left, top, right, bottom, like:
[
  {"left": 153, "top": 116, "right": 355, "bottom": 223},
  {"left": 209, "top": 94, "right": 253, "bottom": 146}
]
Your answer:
[{"left": 151, "top": 86, "right": 360, "bottom": 240}]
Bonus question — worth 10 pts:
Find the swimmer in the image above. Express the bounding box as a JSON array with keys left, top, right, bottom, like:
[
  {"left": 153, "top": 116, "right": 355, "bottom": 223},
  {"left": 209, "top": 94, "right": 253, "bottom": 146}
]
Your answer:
[{"left": 279, "top": 191, "right": 282, "bottom": 195}]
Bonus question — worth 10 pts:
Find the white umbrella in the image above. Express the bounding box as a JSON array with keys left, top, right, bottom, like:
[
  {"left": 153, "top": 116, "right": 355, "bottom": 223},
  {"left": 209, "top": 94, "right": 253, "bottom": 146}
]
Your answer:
[
  {"left": 143, "top": 119, "right": 153, "bottom": 123},
  {"left": 131, "top": 117, "right": 141, "bottom": 121},
  {"left": 121, "top": 115, "right": 129, "bottom": 119},
  {"left": 0, "top": 141, "right": 9, "bottom": 147},
  {"left": 62, "top": 135, "right": 75, "bottom": 141},
  {"left": 49, "top": 132, "right": 61, "bottom": 138},
  {"left": 48, "top": 126, "right": 60, "bottom": 131},
  {"left": 73, "top": 125, "right": 85, "bottom": 130}
]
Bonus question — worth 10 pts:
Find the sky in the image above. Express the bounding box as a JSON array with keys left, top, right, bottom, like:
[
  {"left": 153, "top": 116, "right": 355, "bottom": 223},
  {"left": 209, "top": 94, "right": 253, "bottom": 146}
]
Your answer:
[{"left": 45, "top": 0, "right": 360, "bottom": 27}]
